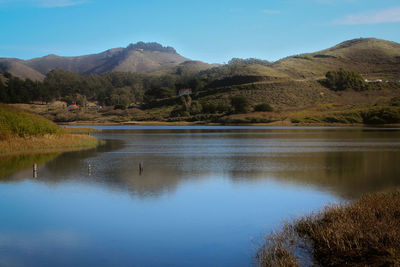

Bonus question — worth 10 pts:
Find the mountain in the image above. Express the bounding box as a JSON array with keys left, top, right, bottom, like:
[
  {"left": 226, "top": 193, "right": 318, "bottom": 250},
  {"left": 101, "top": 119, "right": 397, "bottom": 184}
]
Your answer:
[
  {"left": 1, "top": 38, "right": 399, "bottom": 82},
  {"left": 169, "top": 38, "right": 400, "bottom": 84},
  {"left": 0, "top": 58, "right": 45, "bottom": 81},
  {"left": 0, "top": 42, "right": 197, "bottom": 80},
  {"left": 272, "top": 38, "right": 400, "bottom": 79}
]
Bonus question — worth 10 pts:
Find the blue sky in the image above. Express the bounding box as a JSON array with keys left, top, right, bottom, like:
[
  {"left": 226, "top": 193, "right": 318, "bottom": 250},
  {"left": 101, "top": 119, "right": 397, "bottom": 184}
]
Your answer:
[{"left": 0, "top": 0, "right": 399, "bottom": 63}]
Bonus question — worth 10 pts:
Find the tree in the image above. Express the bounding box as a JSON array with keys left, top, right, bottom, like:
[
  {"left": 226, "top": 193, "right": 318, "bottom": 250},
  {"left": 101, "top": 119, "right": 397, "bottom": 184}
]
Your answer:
[
  {"left": 325, "top": 69, "right": 367, "bottom": 91},
  {"left": 231, "top": 96, "right": 249, "bottom": 114},
  {"left": 201, "top": 102, "right": 217, "bottom": 114},
  {"left": 0, "top": 79, "right": 7, "bottom": 102}
]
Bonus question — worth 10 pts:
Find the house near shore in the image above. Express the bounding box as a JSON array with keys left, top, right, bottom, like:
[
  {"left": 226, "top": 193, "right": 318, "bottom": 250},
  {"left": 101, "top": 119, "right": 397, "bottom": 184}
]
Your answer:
[
  {"left": 66, "top": 104, "right": 79, "bottom": 111},
  {"left": 179, "top": 88, "right": 192, "bottom": 96}
]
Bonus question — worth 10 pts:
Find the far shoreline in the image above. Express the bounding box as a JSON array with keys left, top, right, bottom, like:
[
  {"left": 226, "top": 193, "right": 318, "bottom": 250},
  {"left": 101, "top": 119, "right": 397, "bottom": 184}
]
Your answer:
[{"left": 60, "top": 120, "right": 400, "bottom": 128}]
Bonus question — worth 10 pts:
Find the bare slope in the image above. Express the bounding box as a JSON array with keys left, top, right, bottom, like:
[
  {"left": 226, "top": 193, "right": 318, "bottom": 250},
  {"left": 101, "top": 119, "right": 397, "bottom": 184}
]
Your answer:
[
  {"left": 0, "top": 42, "right": 192, "bottom": 80},
  {"left": 0, "top": 58, "right": 45, "bottom": 81}
]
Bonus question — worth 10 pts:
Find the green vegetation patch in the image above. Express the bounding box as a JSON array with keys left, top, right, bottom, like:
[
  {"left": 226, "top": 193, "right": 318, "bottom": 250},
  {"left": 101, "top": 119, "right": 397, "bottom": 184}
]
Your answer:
[
  {"left": 361, "top": 106, "right": 400, "bottom": 124},
  {"left": 324, "top": 69, "right": 368, "bottom": 91},
  {"left": 0, "top": 104, "right": 61, "bottom": 138},
  {"left": 254, "top": 103, "right": 274, "bottom": 112},
  {"left": 289, "top": 105, "right": 400, "bottom": 125}
]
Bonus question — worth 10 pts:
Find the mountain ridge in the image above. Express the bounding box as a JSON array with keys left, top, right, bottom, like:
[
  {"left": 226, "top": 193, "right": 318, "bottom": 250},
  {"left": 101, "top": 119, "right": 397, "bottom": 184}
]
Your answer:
[
  {"left": 1, "top": 38, "right": 399, "bottom": 81},
  {"left": 0, "top": 42, "right": 192, "bottom": 80}
]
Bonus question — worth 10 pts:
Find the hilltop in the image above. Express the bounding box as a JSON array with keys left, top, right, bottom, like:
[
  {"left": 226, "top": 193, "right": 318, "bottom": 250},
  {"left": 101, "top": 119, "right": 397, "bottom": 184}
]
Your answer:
[
  {"left": 1, "top": 38, "right": 399, "bottom": 82},
  {"left": 272, "top": 38, "right": 400, "bottom": 80}
]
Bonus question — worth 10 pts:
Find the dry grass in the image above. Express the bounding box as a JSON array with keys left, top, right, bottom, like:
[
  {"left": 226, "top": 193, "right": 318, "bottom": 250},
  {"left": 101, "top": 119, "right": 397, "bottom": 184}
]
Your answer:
[
  {"left": 0, "top": 133, "right": 101, "bottom": 156},
  {"left": 257, "top": 224, "right": 305, "bottom": 267},
  {"left": 257, "top": 191, "right": 400, "bottom": 267}
]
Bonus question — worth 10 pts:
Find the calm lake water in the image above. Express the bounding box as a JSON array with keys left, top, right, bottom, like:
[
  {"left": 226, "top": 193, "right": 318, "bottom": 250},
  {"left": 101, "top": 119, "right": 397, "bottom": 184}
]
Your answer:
[{"left": 1, "top": 126, "right": 400, "bottom": 266}]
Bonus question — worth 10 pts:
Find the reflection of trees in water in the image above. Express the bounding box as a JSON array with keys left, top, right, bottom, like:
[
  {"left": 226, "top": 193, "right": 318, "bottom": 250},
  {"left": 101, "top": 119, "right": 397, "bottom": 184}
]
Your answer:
[
  {"left": 270, "top": 151, "right": 400, "bottom": 199},
  {"left": 44, "top": 139, "right": 124, "bottom": 175},
  {"left": 0, "top": 139, "right": 123, "bottom": 182},
  {"left": 224, "top": 151, "right": 400, "bottom": 199},
  {"left": 322, "top": 151, "right": 400, "bottom": 199},
  {"left": 2, "top": 129, "right": 400, "bottom": 200},
  {"left": 0, "top": 153, "right": 60, "bottom": 180}
]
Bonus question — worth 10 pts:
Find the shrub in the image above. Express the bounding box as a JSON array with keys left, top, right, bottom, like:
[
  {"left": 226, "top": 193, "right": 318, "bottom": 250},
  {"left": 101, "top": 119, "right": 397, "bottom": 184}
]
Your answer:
[
  {"left": 114, "top": 104, "right": 126, "bottom": 110},
  {"left": 170, "top": 106, "right": 189, "bottom": 117},
  {"left": 361, "top": 106, "right": 400, "bottom": 124},
  {"left": 390, "top": 97, "right": 400, "bottom": 107},
  {"left": 189, "top": 101, "right": 202, "bottom": 115},
  {"left": 230, "top": 96, "right": 249, "bottom": 114},
  {"left": 254, "top": 103, "right": 273, "bottom": 112},
  {"left": 216, "top": 103, "right": 230, "bottom": 113},
  {"left": 325, "top": 69, "right": 368, "bottom": 91},
  {"left": 201, "top": 102, "right": 217, "bottom": 114}
]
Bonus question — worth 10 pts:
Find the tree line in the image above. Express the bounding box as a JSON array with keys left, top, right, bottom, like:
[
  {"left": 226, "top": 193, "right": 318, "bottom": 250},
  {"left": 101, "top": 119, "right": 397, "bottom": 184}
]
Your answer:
[
  {"left": 0, "top": 58, "right": 273, "bottom": 108},
  {"left": 0, "top": 70, "right": 205, "bottom": 107}
]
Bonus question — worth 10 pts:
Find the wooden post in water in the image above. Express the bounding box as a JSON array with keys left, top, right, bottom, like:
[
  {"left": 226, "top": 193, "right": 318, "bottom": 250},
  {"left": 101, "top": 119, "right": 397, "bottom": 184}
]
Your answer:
[
  {"left": 88, "top": 163, "right": 91, "bottom": 176},
  {"left": 139, "top": 162, "right": 144, "bottom": 175},
  {"left": 33, "top": 163, "right": 37, "bottom": 178}
]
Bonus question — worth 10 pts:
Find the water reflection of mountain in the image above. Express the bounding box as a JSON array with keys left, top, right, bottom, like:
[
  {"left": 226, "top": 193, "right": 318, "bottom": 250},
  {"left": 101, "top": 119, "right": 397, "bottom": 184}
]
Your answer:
[{"left": 2, "top": 128, "right": 400, "bottom": 200}]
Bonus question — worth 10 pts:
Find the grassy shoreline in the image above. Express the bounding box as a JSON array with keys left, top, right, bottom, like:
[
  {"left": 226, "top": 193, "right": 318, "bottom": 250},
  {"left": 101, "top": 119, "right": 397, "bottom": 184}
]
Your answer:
[
  {"left": 0, "top": 104, "right": 102, "bottom": 156},
  {"left": 9, "top": 102, "right": 400, "bottom": 127},
  {"left": 0, "top": 133, "right": 102, "bottom": 156},
  {"left": 60, "top": 120, "right": 400, "bottom": 127},
  {"left": 257, "top": 190, "right": 400, "bottom": 267}
]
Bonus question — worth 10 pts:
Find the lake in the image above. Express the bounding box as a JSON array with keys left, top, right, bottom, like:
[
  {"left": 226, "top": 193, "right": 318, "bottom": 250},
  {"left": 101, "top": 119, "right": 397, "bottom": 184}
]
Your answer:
[{"left": 1, "top": 126, "right": 400, "bottom": 266}]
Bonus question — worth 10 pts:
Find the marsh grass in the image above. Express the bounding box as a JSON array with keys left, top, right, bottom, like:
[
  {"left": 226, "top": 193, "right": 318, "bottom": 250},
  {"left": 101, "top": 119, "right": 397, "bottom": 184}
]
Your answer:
[
  {"left": 0, "top": 105, "right": 101, "bottom": 155},
  {"left": 257, "top": 191, "right": 400, "bottom": 266},
  {"left": 0, "top": 104, "right": 61, "bottom": 137}
]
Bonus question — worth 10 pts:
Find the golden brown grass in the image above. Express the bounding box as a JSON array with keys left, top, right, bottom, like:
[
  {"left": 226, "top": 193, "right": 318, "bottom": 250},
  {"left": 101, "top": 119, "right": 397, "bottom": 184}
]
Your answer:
[
  {"left": 0, "top": 133, "right": 101, "bottom": 156},
  {"left": 257, "top": 191, "right": 400, "bottom": 267}
]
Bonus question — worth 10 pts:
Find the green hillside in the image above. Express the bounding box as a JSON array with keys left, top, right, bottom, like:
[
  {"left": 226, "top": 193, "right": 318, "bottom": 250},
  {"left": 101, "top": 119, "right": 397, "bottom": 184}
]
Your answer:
[{"left": 272, "top": 38, "right": 400, "bottom": 79}]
